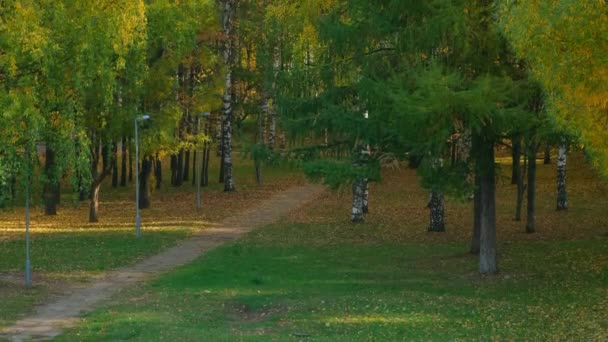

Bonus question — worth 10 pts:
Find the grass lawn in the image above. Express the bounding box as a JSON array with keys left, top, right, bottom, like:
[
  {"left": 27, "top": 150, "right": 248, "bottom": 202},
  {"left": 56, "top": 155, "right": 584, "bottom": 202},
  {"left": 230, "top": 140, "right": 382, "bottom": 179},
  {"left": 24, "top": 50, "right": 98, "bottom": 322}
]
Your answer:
[
  {"left": 0, "top": 156, "right": 303, "bottom": 330},
  {"left": 56, "top": 153, "right": 608, "bottom": 341}
]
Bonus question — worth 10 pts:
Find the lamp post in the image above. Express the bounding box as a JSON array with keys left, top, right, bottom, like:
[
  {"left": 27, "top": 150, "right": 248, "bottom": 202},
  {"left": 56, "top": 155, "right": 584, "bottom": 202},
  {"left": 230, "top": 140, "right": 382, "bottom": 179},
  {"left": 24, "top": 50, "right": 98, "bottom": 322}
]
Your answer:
[
  {"left": 196, "top": 112, "right": 211, "bottom": 210},
  {"left": 135, "top": 114, "right": 150, "bottom": 238}
]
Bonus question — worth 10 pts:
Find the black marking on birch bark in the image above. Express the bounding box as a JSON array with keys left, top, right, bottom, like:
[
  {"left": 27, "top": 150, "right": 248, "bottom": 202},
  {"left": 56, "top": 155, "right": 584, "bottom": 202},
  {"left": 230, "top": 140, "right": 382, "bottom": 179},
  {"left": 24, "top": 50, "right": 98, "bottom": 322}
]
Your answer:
[{"left": 556, "top": 137, "right": 568, "bottom": 211}]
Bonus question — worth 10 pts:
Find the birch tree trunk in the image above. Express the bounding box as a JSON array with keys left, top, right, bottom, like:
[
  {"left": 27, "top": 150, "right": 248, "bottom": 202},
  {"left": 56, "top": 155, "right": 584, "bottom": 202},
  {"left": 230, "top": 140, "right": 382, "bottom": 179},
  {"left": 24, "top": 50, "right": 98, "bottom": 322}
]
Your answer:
[
  {"left": 351, "top": 178, "right": 365, "bottom": 222},
  {"left": 362, "top": 180, "right": 369, "bottom": 214},
  {"left": 556, "top": 137, "right": 568, "bottom": 211},
  {"left": 428, "top": 191, "right": 445, "bottom": 232},
  {"left": 221, "top": 0, "right": 236, "bottom": 192}
]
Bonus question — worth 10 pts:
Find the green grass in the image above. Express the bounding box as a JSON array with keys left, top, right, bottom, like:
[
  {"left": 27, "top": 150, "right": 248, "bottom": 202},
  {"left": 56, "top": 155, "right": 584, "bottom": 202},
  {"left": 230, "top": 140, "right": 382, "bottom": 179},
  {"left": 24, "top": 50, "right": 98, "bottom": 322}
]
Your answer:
[
  {"left": 0, "top": 230, "right": 191, "bottom": 275},
  {"left": 0, "top": 155, "right": 303, "bottom": 330},
  {"left": 56, "top": 226, "right": 608, "bottom": 341},
  {"left": 7, "top": 154, "right": 608, "bottom": 339},
  {"left": 0, "top": 229, "right": 190, "bottom": 329}
]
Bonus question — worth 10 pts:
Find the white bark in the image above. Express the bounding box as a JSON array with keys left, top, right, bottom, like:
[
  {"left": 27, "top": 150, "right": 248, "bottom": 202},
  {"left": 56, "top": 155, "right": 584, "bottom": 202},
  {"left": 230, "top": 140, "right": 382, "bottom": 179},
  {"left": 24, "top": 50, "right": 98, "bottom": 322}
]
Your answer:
[
  {"left": 221, "top": 0, "right": 235, "bottom": 192},
  {"left": 556, "top": 137, "right": 568, "bottom": 210},
  {"left": 351, "top": 178, "right": 365, "bottom": 222}
]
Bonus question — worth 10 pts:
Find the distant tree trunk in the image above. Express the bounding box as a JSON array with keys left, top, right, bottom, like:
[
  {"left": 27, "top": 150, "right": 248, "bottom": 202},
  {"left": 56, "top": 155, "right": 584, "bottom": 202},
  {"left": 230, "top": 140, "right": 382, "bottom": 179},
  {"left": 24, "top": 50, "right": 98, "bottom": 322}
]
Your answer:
[
  {"left": 428, "top": 191, "right": 445, "bottom": 232},
  {"left": 216, "top": 116, "right": 223, "bottom": 157},
  {"left": 256, "top": 101, "right": 266, "bottom": 186},
  {"left": 471, "top": 172, "right": 481, "bottom": 254},
  {"left": 351, "top": 178, "right": 365, "bottom": 222},
  {"left": 526, "top": 141, "right": 537, "bottom": 233},
  {"left": 43, "top": 147, "right": 58, "bottom": 215},
  {"left": 89, "top": 143, "right": 114, "bottom": 223},
  {"left": 120, "top": 137, "right": 127, "bottom": 187},
  {"left": 155, "top": 154, "right": 162, "bottom": 190},
  {"left": 170, "top": 155, "right": 178, "bottom": 186},
  {"left": 139, "top": 156, "right": 152, "bottom": 209},
  {"left": 515, "top": 154, "right": 527, "bottom": 221},
  {"left": 219, "top": 135, "right": 225, "bottom": 183},
  {"left": 511, "top": 137, "right": 521, "bottom": 185},
  {"left": 556, "top": 138, "right": 568, "bottom": 211},
  {"left": 183, "top": 150, "right": 190, "bottom": 182},
  {"left": 89, "top": 182, "right": 101, "bottom": 223},
  {"left": 221, "top": 0, "right": 236, "bottom": 192},
  {"left": 203, "top": 124, "right": 210, "bottom": 187},
  {"left": 362, "top": 181, "right": 369, "bottom": 213},
  {"left": 279, "top": 131, "right": 286, "bottom": 150},
  {"left": 478, "top": 137, "right": 497, "bottom": 275},
  {"left": 543, "top": 143, "right": 551, "bottom": 164},
  {"left": 192, "top": 151, "right": 197, "bottom": 186},
  {"left": 111, "top": 145, "right": 119, "bottom": 188},
  {"left": 268, "top": 107, "right": 276, "bottom": 151},
  {"left": 175, "top": 149, "right": 184, "bottom": 186},
  {"left": 128, "top": 139, "right": 133, "bottom": 183},
  {"left": 78, "top": 172, "right": 87, "bottom": 201}
]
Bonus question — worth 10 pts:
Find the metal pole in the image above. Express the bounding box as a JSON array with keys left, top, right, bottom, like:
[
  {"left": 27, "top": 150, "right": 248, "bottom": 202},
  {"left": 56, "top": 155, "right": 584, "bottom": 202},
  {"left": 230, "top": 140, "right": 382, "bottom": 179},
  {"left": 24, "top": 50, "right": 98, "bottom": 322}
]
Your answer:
[
  {"left": 25, "top": 149, "right": 31, "bottom": 288},
  {"left": 135, "top": 118, "right": 141, "bottom": 238},
  {"left": 196, "top": 117, "right": 202, "bottom": 210}
]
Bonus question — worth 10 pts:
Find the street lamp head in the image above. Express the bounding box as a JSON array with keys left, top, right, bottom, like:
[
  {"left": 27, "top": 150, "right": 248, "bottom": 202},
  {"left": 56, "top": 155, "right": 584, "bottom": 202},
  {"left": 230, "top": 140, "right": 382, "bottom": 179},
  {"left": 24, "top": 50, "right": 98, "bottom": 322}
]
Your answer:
[
  {"left": 137, "top": 114, "right": 151, "bottom": 121},
  {"left": 200, "top": 112, "right": 211, "bottom": 118}
]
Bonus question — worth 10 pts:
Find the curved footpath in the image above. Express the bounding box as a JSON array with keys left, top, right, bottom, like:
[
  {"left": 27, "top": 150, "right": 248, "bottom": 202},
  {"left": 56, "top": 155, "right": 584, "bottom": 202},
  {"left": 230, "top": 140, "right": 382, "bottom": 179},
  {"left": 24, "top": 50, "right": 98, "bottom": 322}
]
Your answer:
[{"left": 1, "top": 184, "right": 325, "bottom": 342}]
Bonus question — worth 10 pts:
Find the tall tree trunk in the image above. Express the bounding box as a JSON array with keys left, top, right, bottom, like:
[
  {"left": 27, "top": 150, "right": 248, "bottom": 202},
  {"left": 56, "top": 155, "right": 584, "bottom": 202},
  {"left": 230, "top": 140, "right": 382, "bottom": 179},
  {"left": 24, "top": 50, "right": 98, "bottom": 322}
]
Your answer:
[
  {"left": 279, "top": 131, "right": 286, "bottom": 150},
  {"left": 89, "top": 182, "right": 101, "bottom": 223},
  {"left": 543, "top": 143, "right": 551, "bottom": 164},
  {"left": 155, "top": 154, "right": 162, "bottom": 190},
  {"left": 140, "top": 156, "right": 152, "bottom": 209},
  {"left": 192, "top": 151, "right": 197, "bottom": 186},
  {"left": 515, "top": 154, "right": 527, "bottom": 221},
  {"left": 203, "top": 122, "right": 210, "bottom": 187},
  {"left": 556, "top": 138, "right": 568, "bottom": 211},
  {"left": 89, "top": 143, "right": 114, "bottom": 223},
  {"left": 351, "top": 178, "right": 365, "bottom": 222},
  {"left": 478, "top": 138, "right": 497, "bottom": 275},
  {"left": 471, "top": 172, "right": 481, "bottom": 254},
  {"left": 256, "top": 100, "right": 266, "bottom": 185},
  {"left": 221, "top": 0, "right": 236, "bottom": 192},
  {"left": 128, "top": 139, "right": 133, "bottom": 183},
  {"left": 526, "top": 141, "right": 537, "bottom": 233},
  {"left": 183, "top": 150, "right": 190, "bottom": 182},
  {"left": 43, "top": 147, "right": 58, "bottom": 215},
  {"left": 111, "top": 144, "right": 119, "bottom": 188},
  {"left": 170, "top": 155, "right": 178, "bottom": 186},
  {"left": 175, "top": 149, "right": 184, "bottom": 186},
  {"left": 362, "top": 180, "right": 369, "bottom": 213},
  {"left": 120, "top": 137, "right": 127, "bottom": 187},
  {"left": 268, "top": 107, "right": 276, "bottom": 151},
  {"left": 428, "top": 191, "right": 445, "bottom": 232},
  {"left": 511, "top": 137, "right": 521, "bottom": 185}
]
